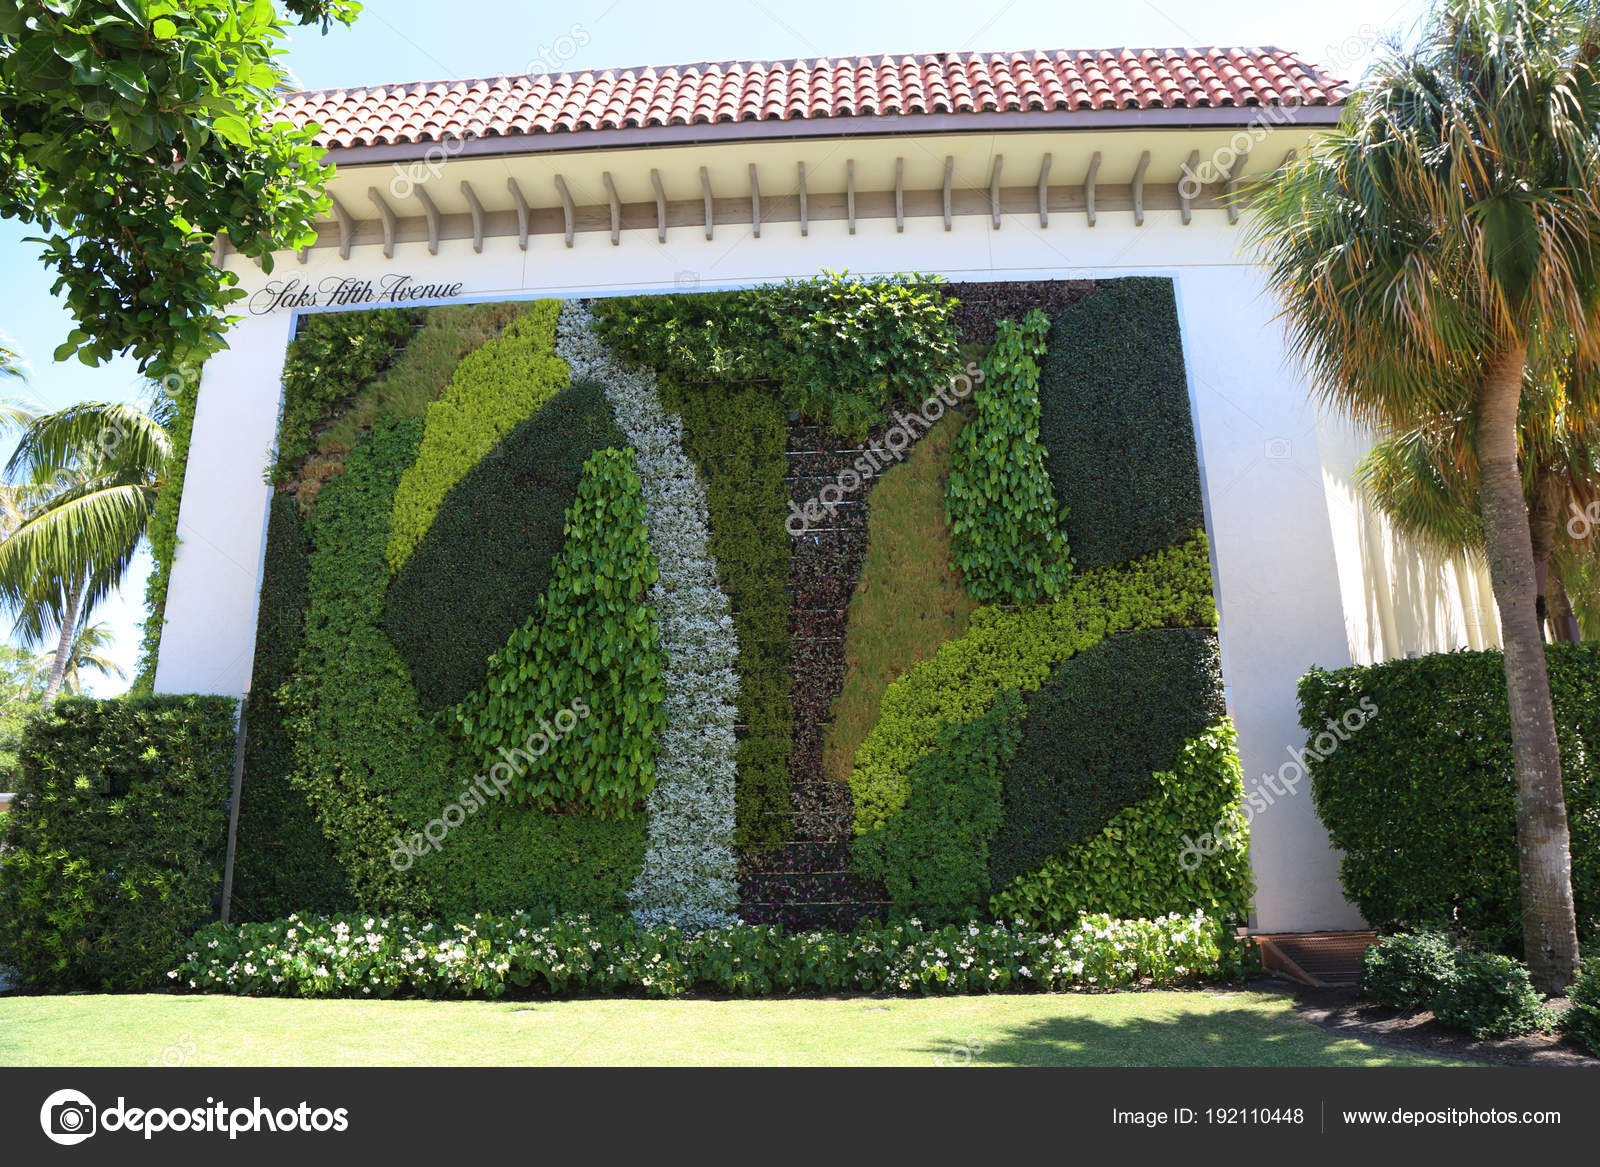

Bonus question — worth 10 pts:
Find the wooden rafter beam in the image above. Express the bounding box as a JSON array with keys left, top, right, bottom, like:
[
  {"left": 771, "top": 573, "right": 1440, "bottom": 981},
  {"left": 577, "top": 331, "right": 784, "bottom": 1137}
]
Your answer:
[
  {"left": 700, "top": 167, "right": 714, "bottom": 240},
  {"left": 941, "top": 156, "right": 953, "bottom": 231},
  {"left": 797, "top": 162, "right": 808, "bottom": 237},
  {"left": 988, "top": 154, "right": 1003, "bottom": 228},
  {"left": 847, "top": 159, "right": 856, "bottom": 235},
  {"left": 894, "top": 157, "right": 904, "bottom": 233},
  {"left": 1225, "top": 151, "right": 1250, "bottom": 225},
  {"left": 1037, "top": 153, "right": 1052, "bottom": 227},
  {"left": 414, "top": 186, "right": 441, "bottom": 254},
  {"left": 1179, "top": 150, "right": 1200, "bottom": 226},
  {"left": 749, "top": 163, "right": 761, "bottom": 239},
  {"left": 553, "top": 174, "right": 575, "bottom": 248},
  {"left": 460, "top": 180, "right": 485, "bottom": 253},
  {"left": 601, "top": 171, "right": 622, "bottom": 245},
  {"left": 328, "top": 195, "right": 355, "bottom": 259},
  {"left": 1084, "top": 151, "right": 1101, "bottom": 228},
  {"left": 506, "top": 177, "right": 530, "bottom": 250},
  {"left": 367, "top": 186, "right": 396, "bottom": 258},
  {"left": 650, "top": 169, "right": 667, "bottom": 243},
  {"left": 1131, "top": 150, "right": 1151, "bottom": 226}
]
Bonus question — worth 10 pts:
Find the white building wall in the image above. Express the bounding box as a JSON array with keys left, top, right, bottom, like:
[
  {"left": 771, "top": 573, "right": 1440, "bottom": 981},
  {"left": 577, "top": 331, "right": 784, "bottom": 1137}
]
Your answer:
[{"left": 157, "top": 197, "right": 1451, "bottom": 932}]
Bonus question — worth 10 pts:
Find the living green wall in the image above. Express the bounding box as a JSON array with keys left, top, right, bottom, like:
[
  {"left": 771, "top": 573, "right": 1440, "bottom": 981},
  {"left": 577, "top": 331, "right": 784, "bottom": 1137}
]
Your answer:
[{"left": 223, "top": 274, "right": 1242, "bottom": 938}]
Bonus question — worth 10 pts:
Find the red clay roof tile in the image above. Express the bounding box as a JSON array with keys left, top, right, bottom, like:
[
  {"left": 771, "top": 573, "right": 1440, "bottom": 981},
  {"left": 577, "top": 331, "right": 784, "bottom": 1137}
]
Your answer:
[{"left": 278, "top": 46, "right": 1346, "bottom": 150}]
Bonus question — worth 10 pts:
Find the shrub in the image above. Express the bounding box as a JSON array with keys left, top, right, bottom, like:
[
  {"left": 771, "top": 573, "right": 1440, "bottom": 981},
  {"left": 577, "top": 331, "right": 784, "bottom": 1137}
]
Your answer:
[
  {"left": 386, "top": 300, "right": 567, "bottom": 571},
  {"left": 234, "top": 495, "right": 350, "bottom": 921},
  {"left": 1038, "top": 278, "right": 1204, "bottom": 570},
  {"left": 172, "top": 908, "right": 1252, "bottom": 999},
  {"left": 824, "top": 408, "right": 976, "bottom": 786},
  {"left": 990, "top": 722, "right": 1253, "bottom": 928},
  {"left": 850, "top": 530, "right": 1217, "bottom": 833},
  {"left": 945, "top": 311, "right": 1073, "bottom": 604},
  {"left": 854, "top": 690, "right": 1023, "bottom": 925},
  {"left": 558, "top": 303, "right": 739, "bottom": 929},
  {"left": 452, "top": 447, "right": 666, "bottom": 816},
  {"left": 273, "top": 308, "right": 418, "bottom": 482},
  {"left": 1361, "top": 930, "right": 1457, "bottom": 1010},
  {"left": 1561, "top": 961, "right": 1600, "bottom": 1055},
  {"left": 384, "top": 378, "right": 626, "bottom": 708},
  {"left": 1430, "top": 950, "right": 1553, "bottom": 1040},
  {"left": 988, "top": 628, "right": 1225, "bottom": 890},
  {"left": 1300, "top": 645, "right": 1600, "bottom": 953},
  {"left": 0, "top": 695, "right": 237, "bottom": 990},
  {"left": 594, "top": 271, "right": 961, "bottom": 442}
]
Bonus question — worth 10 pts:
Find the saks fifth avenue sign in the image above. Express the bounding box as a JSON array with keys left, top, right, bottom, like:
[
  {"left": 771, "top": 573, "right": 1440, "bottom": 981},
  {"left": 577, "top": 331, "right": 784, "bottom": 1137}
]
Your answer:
[{"left": 250, "top": 274, "right": 465, "bottom": 315}]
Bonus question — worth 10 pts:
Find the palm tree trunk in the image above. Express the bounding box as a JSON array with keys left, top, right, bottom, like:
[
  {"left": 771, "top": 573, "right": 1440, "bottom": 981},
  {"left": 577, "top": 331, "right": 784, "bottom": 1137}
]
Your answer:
[
  {"left": 1529, "top": 487, "right": 1558, "bottom": 639},
  {"left": 1478, "top": 346, "right": 1580, "bottom": 993},
  {"left": 1549, "top": 569, "right": 1581, "bottom": 643},
  {"left": 40, "top": 572, "right": 83, "bottom": 711}
]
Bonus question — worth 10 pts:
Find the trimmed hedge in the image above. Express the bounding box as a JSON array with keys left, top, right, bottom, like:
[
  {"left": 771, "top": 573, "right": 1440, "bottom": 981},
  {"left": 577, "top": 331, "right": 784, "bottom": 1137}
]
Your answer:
[
  {"left": 386, "top": 300, "right": 567, "bottom": 571},
  {"left": 850, "top": 530, "right": 1218, "bottom": 833},
  {"left": 989, "top": 722, "right": 1253, "bottom": 929},
  {"left": 172, "top": 908, "right": 1255, "bottom": 998},
  {"left": 233, "top": 495, "right": 349, "bottom": 921},
  {"left": 273, "top": 308, "right": 417, "bottom": 483},
  {"left": 854, "top": 690, "right": 1023, "bottom": 925},
  {"left": 988, "top": 628, "right": 1226, "bottom": 890},
  {"left": 385, "top": 379, "right": 626, "bottom": 708},
  {"left": 1039, "top": 278, "right": 1204, "bottom": 570},
  {"left": 1300, "top": 645, "right": 1600, "bottom": 953},
  {"left": 0, "top": 695, "right": 237, "bottom": 990},
  {"left": 453, "top": 447, "right": 666, "bottom": 815},
  {"left": 946, "top": 311, "right": 1073, "bottom": 604}
]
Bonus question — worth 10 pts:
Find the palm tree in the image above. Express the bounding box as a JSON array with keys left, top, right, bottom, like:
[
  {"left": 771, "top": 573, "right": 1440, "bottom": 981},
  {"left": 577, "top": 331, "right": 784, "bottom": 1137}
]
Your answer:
[
  {"left": 1248, "top": 0, "right": 1600, "bottom": 990},
  {"left": 1357, "top": 363, "right": 1600, "bottom": 642},
  {"left": 42, "top": 620, "right": 127, "bottom": 697},
  {"left": 0, "top": 401, "right": 170, "bottom": 708}
]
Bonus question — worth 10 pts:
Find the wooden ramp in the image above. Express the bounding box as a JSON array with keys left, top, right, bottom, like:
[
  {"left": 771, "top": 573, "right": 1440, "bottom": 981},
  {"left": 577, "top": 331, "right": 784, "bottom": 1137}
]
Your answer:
[{"left": 1253, "top": 931, "right": 1377, "bottom": 987}]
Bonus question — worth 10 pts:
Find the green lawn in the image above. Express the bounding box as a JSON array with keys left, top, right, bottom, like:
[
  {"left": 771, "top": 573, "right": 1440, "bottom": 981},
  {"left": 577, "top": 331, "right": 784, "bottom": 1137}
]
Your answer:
[{"left": 0, "top": 988, "right": 1464, "bottom": 1067}]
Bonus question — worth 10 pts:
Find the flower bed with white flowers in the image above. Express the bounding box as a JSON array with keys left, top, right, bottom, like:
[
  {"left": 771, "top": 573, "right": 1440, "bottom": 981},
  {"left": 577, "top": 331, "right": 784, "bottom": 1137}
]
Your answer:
[{"left": 171, "top": 910, "right": 1254, "bottom": 999}]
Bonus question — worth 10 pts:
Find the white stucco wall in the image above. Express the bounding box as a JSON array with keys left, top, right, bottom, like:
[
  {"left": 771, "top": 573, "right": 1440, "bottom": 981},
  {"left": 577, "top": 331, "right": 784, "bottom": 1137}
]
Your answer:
[{"left": 157, "top": 182, "right": 1429, "bottom": 932}]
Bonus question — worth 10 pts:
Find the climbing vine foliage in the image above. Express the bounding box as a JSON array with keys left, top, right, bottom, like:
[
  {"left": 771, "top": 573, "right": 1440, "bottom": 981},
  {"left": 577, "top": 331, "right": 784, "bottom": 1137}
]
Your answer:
[
  {"left": 453, "top": 447, "right": 667, "bottom": 817},
  {"left": 945, "top": 310, "right": 1072, "bottom": 604}
]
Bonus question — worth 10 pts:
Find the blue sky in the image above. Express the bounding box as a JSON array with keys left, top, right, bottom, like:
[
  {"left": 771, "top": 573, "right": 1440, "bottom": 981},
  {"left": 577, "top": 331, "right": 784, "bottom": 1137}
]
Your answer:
[{"left": 0, "top": 0, "right": 1431, "bottom": 694}]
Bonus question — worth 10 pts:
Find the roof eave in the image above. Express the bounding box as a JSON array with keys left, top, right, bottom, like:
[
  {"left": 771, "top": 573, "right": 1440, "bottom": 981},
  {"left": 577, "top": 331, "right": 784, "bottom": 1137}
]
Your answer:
[{"left": 314, "top": 103, "right": 1346, "bottom": 166}]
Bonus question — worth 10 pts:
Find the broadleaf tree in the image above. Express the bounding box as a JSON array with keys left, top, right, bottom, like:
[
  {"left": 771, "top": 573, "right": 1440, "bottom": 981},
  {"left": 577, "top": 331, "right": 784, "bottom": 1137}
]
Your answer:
[{"left": 0, "top": 0, "right": 359, "bottom": 383}]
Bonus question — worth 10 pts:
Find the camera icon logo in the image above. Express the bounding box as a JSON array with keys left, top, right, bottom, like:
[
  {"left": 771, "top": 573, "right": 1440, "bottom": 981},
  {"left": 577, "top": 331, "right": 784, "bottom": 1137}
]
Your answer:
[
  {"left": 40, "top": 1088, "right": 97, "bottom": 1145},
  {"left": 1264, "top": 437, "right": 1293, "bottom": 461}
]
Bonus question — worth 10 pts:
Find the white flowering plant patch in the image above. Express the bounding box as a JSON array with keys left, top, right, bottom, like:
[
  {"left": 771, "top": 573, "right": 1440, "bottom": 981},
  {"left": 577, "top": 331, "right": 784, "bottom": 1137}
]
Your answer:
[
  {"left": 171, "top": 910, "right": 1255, "bottom": 999},
  {"left": 557, "top": 302, "right": 740, "bottom": 930}
]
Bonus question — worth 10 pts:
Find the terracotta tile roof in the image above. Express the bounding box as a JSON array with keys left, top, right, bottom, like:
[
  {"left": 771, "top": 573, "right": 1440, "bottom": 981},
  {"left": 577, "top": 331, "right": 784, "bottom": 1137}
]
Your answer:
[{"left": 278, "top": 46, "right": 1347, "bottom": 150}]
